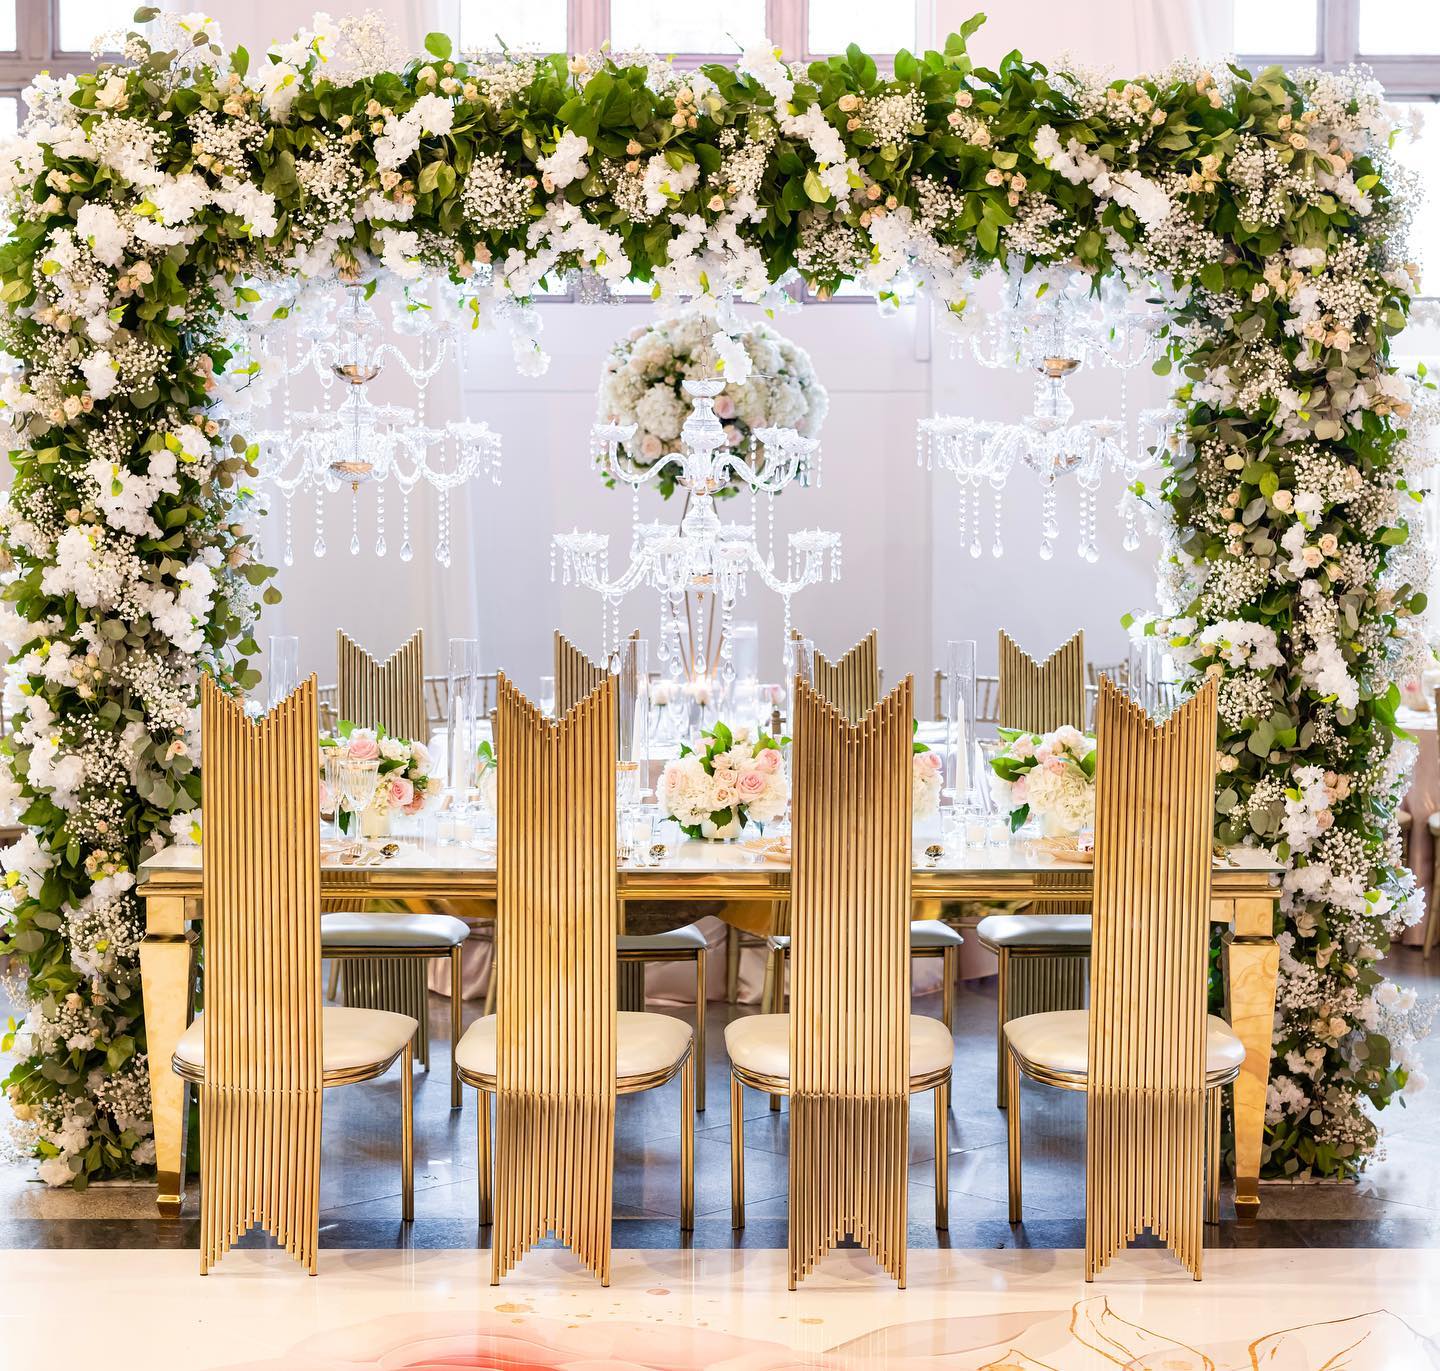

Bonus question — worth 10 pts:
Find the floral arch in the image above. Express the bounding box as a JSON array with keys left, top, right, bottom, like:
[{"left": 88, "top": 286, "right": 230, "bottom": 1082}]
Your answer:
[{"left": 0, "top": 10, "right": 1429, "bottom": 1188}]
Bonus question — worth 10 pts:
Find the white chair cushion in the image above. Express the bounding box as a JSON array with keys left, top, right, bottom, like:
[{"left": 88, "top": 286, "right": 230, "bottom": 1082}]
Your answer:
[
  {"left": 910, "top": 919, "right": 963, "bottom": 949},
  {"left": 976, "top": 913, "right": 1092, "bottom": 950},
  {"left": 173, "top": 1006, "right": 418, "bottom": 1077},
  {"left": 616, "top": 923, "right": 708, "bottom": 953},
  {"left": 455, "top": 1011, "right": 692, "bottom": 1083},
  {"left": 320, "top": 912, "right": 470, "bottom": 949},
  {"left": 1004, "top": 1009, "right": 1245, "bottom": 1078},
  {"left": 725, "top": 1013, "right": 953, "bottom": 1082}
]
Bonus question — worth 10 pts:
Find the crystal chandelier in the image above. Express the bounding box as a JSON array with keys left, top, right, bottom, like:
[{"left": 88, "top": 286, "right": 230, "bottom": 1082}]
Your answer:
[
  {"left": 552, "top": 378, "right": 840, "bottom": 680},
  {"left": 251, "top": 282, "right": 501, "bottom": 569},
  {"left": 920, "top": 267, "right": 1162, "bottom": 561}
]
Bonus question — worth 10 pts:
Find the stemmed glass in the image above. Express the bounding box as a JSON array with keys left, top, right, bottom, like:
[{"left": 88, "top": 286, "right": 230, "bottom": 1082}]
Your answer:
[
  {"left": 338, "top": 757, "right": 381, "bottom": 851},
  {"left": 321, "top": 744, "right": 346, "bottom": 838}
]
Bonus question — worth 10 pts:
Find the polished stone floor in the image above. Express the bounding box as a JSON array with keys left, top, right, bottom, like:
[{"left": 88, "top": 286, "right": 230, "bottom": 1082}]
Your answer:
[{"left": 4, "top": 947, "right": 1440, "bottom": 1251}]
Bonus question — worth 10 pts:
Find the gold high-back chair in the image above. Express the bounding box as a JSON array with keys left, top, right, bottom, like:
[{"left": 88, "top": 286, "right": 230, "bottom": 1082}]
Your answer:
[
  {"left": 796, "top": 628, "right": 881, "bottom": 724},
  {"left": 336, "top": 628, "right": 428, "bottom": 741},
  {"left": 1003, "top": 678, "right": 1240, "bottom": 1280},
  {"left": 980, "top": 627, "right": 1092, "bottom": 1107},
  {"left": 727, "top": 677, "right": 953, "bottom": 1290},
  {"left": 457, "top": 675, "right": 695, "bottom": 1284},
  {"left": 175, "top": 677, "right": 416, "bottom": 1274},
  {"left": 996, "top": 628, "right": 1086, "bottom": 733},
  {"left": 554, "top": 630, "right": 611, "bottom": 716}
]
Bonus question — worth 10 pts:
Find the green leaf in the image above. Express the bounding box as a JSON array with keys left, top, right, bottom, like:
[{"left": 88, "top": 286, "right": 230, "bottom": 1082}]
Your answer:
[{"left": 424, "top": 31, "right": 452, "bottom": 60}]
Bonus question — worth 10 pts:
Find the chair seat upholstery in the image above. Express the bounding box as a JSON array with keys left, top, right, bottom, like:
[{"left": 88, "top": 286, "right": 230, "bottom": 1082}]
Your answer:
[
  {"left": 726, "top": 1013, "right": 954, "bottom": 1082},
  {"left": 909, "top": 919, "right": 963, "bottom": 949},
  {"left": 976, "top": 912, "right": 1093, "bottom": 950},
  {"left": 320, "top": 911, "right": 471, "bottom": 949},
  {"left": 455, "top": 1011, "right": 692, "bottom": 1083},
  {"left": 616, "top": 924, "right": 708, "bottom": 954},
  {"left": 173, "top": 1006, "right": 418, "bottom": 1077},
  {"left": 1004, "top": 1009, "right": 1245, "bottom": 1079}
]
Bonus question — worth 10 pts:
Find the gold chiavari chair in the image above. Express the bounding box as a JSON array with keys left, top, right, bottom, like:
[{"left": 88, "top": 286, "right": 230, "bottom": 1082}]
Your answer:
[
  {"left": 458, "top": 675, "right": 695, "bottom": 1284},
  {"left": 728, "top": 677, "right": 952, "bottom": 1289},
  {"left": 768, "top": 630, "right": 963, "bottom": 1038},
  {"left": 173, "top": 678, "right": 416, "bottom": 1274},
  {"left": 977, "top": 628, "right": 1091, "bottom": 1108},
  {"left": 326, "top": 628, "right": 471, "bottom": 1107},
  {"left": 553, "top": 630, "right": 710, "bottom": 1109},
  {"left": 1004, "top": 678, "right": 1240, "bottom": 1280}
]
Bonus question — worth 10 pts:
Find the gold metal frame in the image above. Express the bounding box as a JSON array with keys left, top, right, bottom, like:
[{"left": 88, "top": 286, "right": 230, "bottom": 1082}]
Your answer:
[
  {"left": 336, "top": 628, "right": 428, "bottom": 741},
  {"left": 997, "top": 628, "right": 1086, "bottom": 733},
  {"left": 615, "top": 942, "right": 707, "bottom": 1111},
  {"left": 1005, "top": 677, "right": 1221, "bottom": 1280},
  {"left": 796, "top": 628, "right": 881, "bottom": 724},
  {"left": 190, "top": 676, "right": 414, "bottom": 1275},
  {"left": 553, "top": 631, "right": 610, "bottom": 716}
]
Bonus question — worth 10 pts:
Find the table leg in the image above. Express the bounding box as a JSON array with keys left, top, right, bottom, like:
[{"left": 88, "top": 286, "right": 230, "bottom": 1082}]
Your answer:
[
  {"left": 1223, "top": 896, "right": 1279, "bottom": 1225},
  {"left": 140, "top": 895, "right": 196, "bottom": 1217}
]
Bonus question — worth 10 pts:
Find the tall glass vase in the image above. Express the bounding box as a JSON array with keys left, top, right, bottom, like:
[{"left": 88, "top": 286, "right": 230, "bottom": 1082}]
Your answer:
[
  {"left": 267, "top": 634, "right": 301, "bottom": 713},
  {"left": 944, "top": 639, "right": 977, "bottom": 802},
  {"left": 444, "top": 637, "right": 481, "bottom": 839},
  {"left": 614, "top": 637, "right": 649, "bottom": 812}
]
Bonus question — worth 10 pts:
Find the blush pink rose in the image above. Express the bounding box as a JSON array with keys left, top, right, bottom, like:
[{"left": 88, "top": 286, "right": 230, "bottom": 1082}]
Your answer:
[
  {"left": 403, "top": 791, "right": 426, "bottom": 815},
  {"left": 755, "top": 748, "right": 782, "bottom": 772},
  {"left": 346, "top": 733, "right": 380, "bottom": 762},
  {"left": 917, "top": 752, "right": 942, "bottom": 773},
  {"left": 736, "top": 769, "right": 767, "bottom": 799},
  {"left": 640, "top": 433, "right": 663, "bottom": 459},
  {"left": 387, "top": 776, "right": 414, "bottom": 808},
  {"left": 713, "top": 394, "right": 737, "bottom": 419}
]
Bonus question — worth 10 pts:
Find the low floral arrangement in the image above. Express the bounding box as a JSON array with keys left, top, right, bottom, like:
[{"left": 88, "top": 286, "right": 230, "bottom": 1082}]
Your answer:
[
  {"left": 321, "top": 722, "right": 440, "bottom": 833},
  {"left": 659, "top": 721, "right": 788, "bottom": 840},
  {"left": 913, "top": 731, "right": 944, "bottom": 819},
  {"left": 598, "top": 312, "right": 827, "bottom": 498},
  {"left": 988, "top": 725, "right": 1096, "bottom": 835}
]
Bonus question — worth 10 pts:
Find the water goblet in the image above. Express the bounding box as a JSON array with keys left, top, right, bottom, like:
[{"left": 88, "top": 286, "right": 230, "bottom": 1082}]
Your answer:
[{"left": 338, "top": 757, "right": 381, "bottom": 850}]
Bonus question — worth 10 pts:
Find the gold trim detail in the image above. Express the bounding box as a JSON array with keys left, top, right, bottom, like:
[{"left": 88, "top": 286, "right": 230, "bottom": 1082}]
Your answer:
[
  {"left": 788, "top": 675, "right": 914, "bottom": 1288},
  {"left": 1084, "top": 676, "right": 1219, "bottom": 1280},
  {"left": 336, "top": 628, "right": 427, "bottom": 741},
  {"left": 196, "top": 676, "right": 323, "bottom": 1275},
  {"left": 796, "top": 628, "right": 881, "bottom": 725},
  {"left": 997, "top": 629, "right": 1086, "bottom": 733},
  {"left": 491, "top": 673, "right": 619, "bottom": 1285}
]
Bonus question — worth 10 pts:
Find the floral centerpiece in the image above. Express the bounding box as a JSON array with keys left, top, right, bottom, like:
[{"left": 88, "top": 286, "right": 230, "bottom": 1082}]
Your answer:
[
  {"left": 598, "top": 313, "right": 827, "bottom": 498},
  {"left": 659, "top": 721, "right": 788, "bottom": 840},
  {"left": 913, "top": 732, "right": 944, "bottom": 819},
  {"left": 321, "top": 722, "right": 440, "bottom": 835},
  {"left": 988, "top": 726, "right": 1096, "bottom": 836}
]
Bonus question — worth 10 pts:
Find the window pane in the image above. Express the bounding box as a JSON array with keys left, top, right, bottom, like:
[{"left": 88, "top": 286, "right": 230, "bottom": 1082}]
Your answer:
[
  {"left": 1360, "top": 0, "right": 1440, "bottom": 53},
  {"left": 1394, "top": 102, "right": 1440, "bottom": 294},
  {"left": 610, "top": 0, "right": 766, "bottom": 53},
  {"left": 0, "top": 3, "right": 14, "bottom": 53},
  {"left": 808, "top": 1, "right": 915, "bottom": 55},
  {"left": 458, "top": 0, "right": 566, "bottom": 53},
  {"left": 1233, "top": 0, "right": 1318, "bottom": 56},
  {"left": 58, "top": 0, "right": 118, "bottom": 52},
  {"left": 0, "top": 97, "right": 15, "bottom": 137}
]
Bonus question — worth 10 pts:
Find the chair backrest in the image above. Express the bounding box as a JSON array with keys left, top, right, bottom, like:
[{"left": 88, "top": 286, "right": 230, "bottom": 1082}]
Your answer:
[
  {"left": 491, "top": 673, "right": 618, "bottom": 1285},
  {"left": 422, "top": 671, "right": 499, "bottom": 734},
  {"left": 789, "top": 675, "right": 914, "bottom": 1288},
  {"left": 198, "top": 675, "right": 322, "bottom": 1274},
  {"left": 796, "top": 628, "right": 881, "bottom": 725},
  {"left": 553, "top": 631, "right": 610, "bottom": 717},
  {"left": 997, "top": 629, "right": 1086, "bottom": 733},
  {"left": 1086, "top": 676, "right": 1218, "bottom": 1280},
  {"left": 336, "top": 628, "right": 427, "bottom": 742}
]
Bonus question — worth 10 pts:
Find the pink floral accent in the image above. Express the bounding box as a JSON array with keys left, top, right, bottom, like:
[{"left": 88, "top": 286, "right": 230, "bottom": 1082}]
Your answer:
[
  {"left": 387, "top": 776, "right": 414, "bottom": 808},
  {"left": 346, "top": 733, "right": 380, "bottom": 762}
]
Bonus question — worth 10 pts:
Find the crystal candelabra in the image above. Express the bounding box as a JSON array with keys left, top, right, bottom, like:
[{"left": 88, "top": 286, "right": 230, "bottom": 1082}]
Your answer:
[
  {"left": 552, "top": 378, "right": 840, "bottom": 680},
  {"left": 922, "top": 266, "right": 1164, "bottom": 561},
  {"left": 250, "top": 282, "right": 502, "bottom": 568}
]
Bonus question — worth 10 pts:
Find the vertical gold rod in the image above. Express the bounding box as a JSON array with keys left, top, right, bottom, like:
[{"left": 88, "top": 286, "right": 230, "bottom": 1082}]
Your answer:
[
  {"left": 996, "top": 628, "right": 1086, "bottom": 733},
  {"left": 795, "top": 628, "right": 881, "bottom": 725},
  {"left": 336, "top": 628, "right": 427, "bottom": 741}
]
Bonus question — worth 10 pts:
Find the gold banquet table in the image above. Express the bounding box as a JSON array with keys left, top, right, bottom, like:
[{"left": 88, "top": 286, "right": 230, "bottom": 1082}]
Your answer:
[{"left": 137, "top": 837, "right": 1282, "bottom": 1223}]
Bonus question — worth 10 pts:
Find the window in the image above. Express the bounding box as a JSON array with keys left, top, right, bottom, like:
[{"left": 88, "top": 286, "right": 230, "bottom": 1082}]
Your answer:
[
  {"left": 1358, "top": 1, "right": 1440, "bottom": 55},
  {"left": 1233, "top": 0, "right": 1319, "bottom": 58},
  {"left": 1393, "top": 100, "right": 1440, "bottom": 290},
  {"left": 0, "top": 5, "right": 98, "bottom": 118},
  {"left": 458, "top": 1, "right": 567, "bottom": 54},
  {"left": 807, "top": 1, "right": 915, "bottom": 58},
  {"left": 55, "top": 0, "right": 115, "bottom": 54},
  {"left": 609, "top": 0, "right": 766, "bottom": 55},
  {"left": 0, "top": 3, "right": 13, "bottom": 54}
]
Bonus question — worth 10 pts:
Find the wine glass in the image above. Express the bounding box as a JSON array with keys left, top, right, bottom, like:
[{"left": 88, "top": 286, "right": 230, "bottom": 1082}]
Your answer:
[
  {"left": 321, "top": 744, "right": 346, "bottom": 838},
  {"left": 338, "top": 757, "right": 381, "bottom": 847}
]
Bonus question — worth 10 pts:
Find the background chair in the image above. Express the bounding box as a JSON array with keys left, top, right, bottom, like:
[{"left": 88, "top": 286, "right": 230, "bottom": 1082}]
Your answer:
[
  {"left": 727, "top": 677, "right": 951, "bottom": 1290},
  {"left": 457, "top": 675, "right": 693, "bottom": 1285},
  {"left": 978, "top": 627, "right": 1090, "bottom": 1108},
  {"left": 1004, "top": 677, "right": 1237, "bottom": 1280},
  {"left": 175, "top": 677, "right": 415, "bottom": 1274},
  {"left": 326, "top": 627, "right": 470, "bottom": 1107}
]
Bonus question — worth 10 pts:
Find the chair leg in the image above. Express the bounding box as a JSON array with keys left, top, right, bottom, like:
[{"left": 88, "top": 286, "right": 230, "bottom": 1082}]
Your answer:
[
  {"left": 450, "top": 945, "right": 463, "bottom": 1110},
  {"left": 1005, "top": 1049, "right": 1022, "bottom": 1223},
  {"left": 760, "top": 944, "right": 777, "bottom": 1013},
  {"left": 326, "top": 959, "right": 340, "bottom": 1001},
  {"left": 681, "top": 1052, "right": 695, "bottom": 1230},
  {"left": 726, "top": 926, "right": 741, "bottom": 1003},
  {"left": 400, "top": 1041, "right": 415, "bottom": 1222},
  {"left": 942, "top": 945, "right": 958, "bottom": 1034},
  {"left": 694, "top": 948, "right": 707, "bottom": 1112},
  {"left": 483, "top": 953, "right": 497, "bottom": 1017},
  {"left": 1206, "top": 1085, "right": 1221, "bottom": 1226},
  {"left": 767, "top": 945, "right": 784, "bottom": 1112},
  {"left": 477, "top": 1086, "right": 492, "bottom": 1226},
  {"left": 730, "top": 1072, "right": 745, "bottom": 1228},
  {"left": 934, "top": 1079, "right": 950, "bottom": 1228},
  {"left": 995, "top": 948, "right": 1010, "bottom": 1109}
]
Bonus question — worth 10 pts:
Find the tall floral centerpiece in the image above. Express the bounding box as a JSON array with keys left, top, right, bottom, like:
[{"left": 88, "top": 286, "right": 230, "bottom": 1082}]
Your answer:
[
  {"left": 598, "top": 313, "right": 827, "bottom": 498},
  {"left": 658, "top": 722, "right": 788, "bottom": 839},
  {"left": 989, "top": 726, "right": 1097, "bottom": 836}
]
